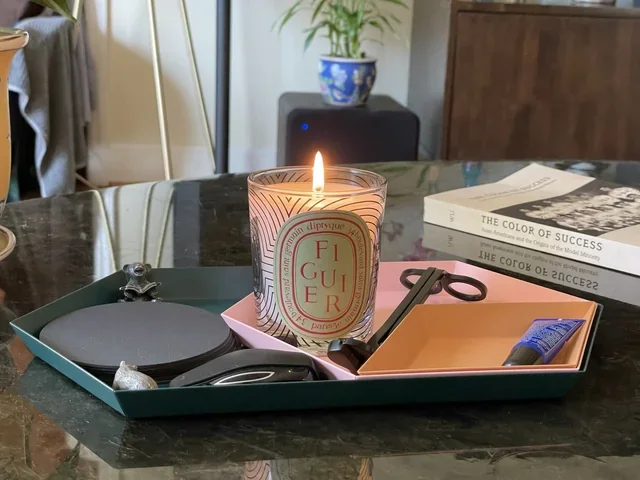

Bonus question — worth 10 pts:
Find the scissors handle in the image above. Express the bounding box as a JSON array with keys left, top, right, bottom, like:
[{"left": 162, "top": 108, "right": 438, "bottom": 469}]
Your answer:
[
  {"left": 400, "top": 268, "right": 487, "bottom": 302},
  {"left": 401, "top": 268, "right": 441, "bottom": 292},
  {"left": 439, "top": 273, "right": 487, "bottom": 302}
]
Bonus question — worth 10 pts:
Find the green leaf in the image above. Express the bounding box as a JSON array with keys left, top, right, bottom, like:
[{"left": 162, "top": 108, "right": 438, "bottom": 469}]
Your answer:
[
  {"left": 329, "top": 3, "right": 348, "bottom": 22},
  {"left": 311, "top": 0, "right": 328, "bottom": 23},
  {"left": 377, "top": 14, "right": 397, "bottom": 34},
  {"left": 274, "top": 0, "right": 305, "bottom": 33},
  {"left": 303, "top": 20, "right": 331, "bottom": 51},
  {"left": 356, "top": 5, "right": 365, "bottom": 28},
  {"left": 389, "top": 12, "right": 402, "bottom": 24},
  {"left": 30, "top": 0, "right": 77, "bottom": 22},
  {"left": 304, "top": 29, "right": 318, "bottom": 51},
  {"left": 369, "top": 2, "right": 383, "bottom": 15},
  {"left": 368, "top": 19, "right": 384, "bottom": 34}
]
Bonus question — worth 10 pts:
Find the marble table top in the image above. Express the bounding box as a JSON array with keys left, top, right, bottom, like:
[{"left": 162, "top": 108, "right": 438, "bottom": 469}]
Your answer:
[{"left": 1, "top": 160, "right": 639, "bottom": 479}]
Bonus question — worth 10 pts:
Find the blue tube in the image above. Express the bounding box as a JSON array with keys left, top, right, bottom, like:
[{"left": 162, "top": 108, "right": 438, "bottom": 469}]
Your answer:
[{"left": 503, "top": 318, "right": 586, "bottom": 366}]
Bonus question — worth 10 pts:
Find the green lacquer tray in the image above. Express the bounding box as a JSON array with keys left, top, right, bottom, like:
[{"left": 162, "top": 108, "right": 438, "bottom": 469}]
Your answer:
[{"left": 11, "top": 265, "right": 603, "bottom": 419}]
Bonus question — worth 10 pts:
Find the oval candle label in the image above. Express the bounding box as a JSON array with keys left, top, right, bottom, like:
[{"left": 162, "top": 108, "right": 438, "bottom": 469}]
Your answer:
[{"left": 274, "top": 211, "right": 372, "bottom": 341}]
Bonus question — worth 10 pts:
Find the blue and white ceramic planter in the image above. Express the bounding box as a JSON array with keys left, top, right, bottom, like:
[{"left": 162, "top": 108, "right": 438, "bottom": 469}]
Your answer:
[{"left": 318, "top": 56, "right": 377, "bottom": 107}]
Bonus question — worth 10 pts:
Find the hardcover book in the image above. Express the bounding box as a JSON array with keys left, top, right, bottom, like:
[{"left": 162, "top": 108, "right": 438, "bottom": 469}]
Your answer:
[
  {"left": 422, "top": 223, "right": 640, "bottom": 307},
  {"left": 423, "top": 164, "right": 640, "bottom": 276}
]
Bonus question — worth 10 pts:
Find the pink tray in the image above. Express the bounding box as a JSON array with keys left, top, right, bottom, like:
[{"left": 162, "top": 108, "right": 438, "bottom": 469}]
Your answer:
[{"left": 222, "top": 261, "right": 592, "bottom": 381}]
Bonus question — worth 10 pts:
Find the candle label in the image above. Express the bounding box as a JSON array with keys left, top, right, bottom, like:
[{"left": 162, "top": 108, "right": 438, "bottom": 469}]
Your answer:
[{"left": 274, "top": 211, "right": 372, "bottom": 341}]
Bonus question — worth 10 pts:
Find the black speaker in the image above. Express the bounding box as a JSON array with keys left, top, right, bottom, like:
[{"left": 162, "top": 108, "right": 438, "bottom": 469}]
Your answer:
[{"left": 277, "top": 92, "right": 419, "bottom": 167}]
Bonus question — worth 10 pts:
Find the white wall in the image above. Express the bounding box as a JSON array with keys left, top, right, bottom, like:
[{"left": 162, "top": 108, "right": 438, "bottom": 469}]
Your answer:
[{"left": 85, "top": 0, "right": 414, "bottom": 185}]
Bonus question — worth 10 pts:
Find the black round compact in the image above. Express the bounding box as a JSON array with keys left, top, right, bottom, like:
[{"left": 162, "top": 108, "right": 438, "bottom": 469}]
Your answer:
[{"left": 39, "top": 302, "right": 240, "bottom": 381}]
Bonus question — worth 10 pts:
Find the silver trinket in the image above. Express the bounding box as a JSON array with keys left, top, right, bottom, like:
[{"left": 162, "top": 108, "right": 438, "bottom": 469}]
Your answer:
[
  {"left": 112, "top": 361, "right": 158, "bottom": 391},
  {"left": 119, "top": 263, "right": 162, "bottom": 302}
]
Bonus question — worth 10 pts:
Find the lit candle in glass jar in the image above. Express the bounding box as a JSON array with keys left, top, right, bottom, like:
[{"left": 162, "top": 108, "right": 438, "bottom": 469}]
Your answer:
[{"left": 248, "top": 153, "right": 387, "bottom": 354}]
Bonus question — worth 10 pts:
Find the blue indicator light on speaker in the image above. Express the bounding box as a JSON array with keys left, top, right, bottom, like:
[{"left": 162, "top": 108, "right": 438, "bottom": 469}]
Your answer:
[{"left": 301, "top": 123, "right": 309, "bottom": 131}]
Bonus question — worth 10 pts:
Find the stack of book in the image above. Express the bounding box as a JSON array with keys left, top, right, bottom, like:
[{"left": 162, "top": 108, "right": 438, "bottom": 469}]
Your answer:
[
  {"left": 423, "top": 223, "right": 639, "bottom": 306},
  {"left": 423, "top": 163, "right": 640, "bottom": 279}
]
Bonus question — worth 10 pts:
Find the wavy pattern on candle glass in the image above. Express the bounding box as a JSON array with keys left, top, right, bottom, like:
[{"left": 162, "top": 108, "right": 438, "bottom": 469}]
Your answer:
[{"left": 248, "top": 171, "right": 386, "bottom": 352}]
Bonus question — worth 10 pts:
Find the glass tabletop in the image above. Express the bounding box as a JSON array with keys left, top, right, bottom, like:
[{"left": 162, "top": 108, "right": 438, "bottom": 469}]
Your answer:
[{"left": 1, "top": 160, "right": 639, "bottom": 479}]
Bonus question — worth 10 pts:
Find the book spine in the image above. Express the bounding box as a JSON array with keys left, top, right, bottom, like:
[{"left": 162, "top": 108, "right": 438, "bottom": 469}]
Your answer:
[
  {"left": 423, "top": 225, "right": 638, "bottom": 306},
  {"left": 423, "top": 197, "right": 640, "bottom": 277}
]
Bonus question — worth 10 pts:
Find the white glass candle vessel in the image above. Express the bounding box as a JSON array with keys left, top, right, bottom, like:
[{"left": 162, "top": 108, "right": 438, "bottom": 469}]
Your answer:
[{"left": 248, "top": 154, "right": 387, "bottom": 354}]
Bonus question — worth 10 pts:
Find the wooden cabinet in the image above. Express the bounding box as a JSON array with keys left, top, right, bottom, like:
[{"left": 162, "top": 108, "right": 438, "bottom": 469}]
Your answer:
[{"left": 442, "top": 0, "right": 640, "bottom": 161}]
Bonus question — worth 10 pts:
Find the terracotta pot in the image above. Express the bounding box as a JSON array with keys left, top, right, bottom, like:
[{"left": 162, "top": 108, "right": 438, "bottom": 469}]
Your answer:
[
  {"left": 0, "top": 28, "right": 28, "bottom": 258},
  {"left": 0, "top": 28, "right": 28, "bottom": 216}
]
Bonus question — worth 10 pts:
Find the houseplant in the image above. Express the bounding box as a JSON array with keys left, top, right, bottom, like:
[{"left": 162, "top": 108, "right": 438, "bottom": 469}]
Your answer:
[{"left": 274, "top": 0, "right": 408, "bottom": 107}]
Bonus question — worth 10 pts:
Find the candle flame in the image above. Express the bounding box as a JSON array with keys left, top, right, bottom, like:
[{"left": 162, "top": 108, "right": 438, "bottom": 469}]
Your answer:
[{"left": 313, "top": 151, "right": 324, "bottom": 194}]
